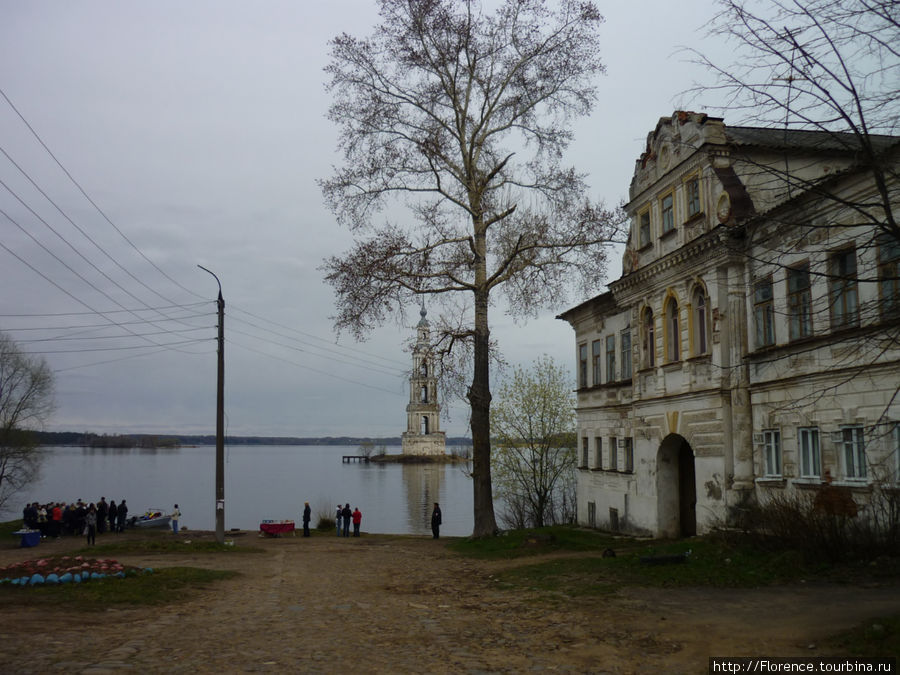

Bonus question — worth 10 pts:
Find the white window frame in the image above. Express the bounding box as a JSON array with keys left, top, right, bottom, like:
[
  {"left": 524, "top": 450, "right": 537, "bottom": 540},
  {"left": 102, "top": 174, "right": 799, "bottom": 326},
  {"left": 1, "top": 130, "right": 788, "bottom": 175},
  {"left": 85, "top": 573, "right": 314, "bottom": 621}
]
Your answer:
[
  {"left": 605, "top": 334, "right": 616, "bottom": 383},
  {"left": 840, "top": 425, "right": 866, "bottom": 480},
  {"left": 763, "top": 429, "right": 781, "bottom": 477},
  {"left": 609, "top": 436, "right": 618, "bottom": 472},
  {"left": 621, "top": 330, "right": 632, "bottom": 380},
  {"left": 798, "top": 427, "right": 821, "bottom": 478},
  {"left": 623, "top": 437, "right": 633, "bottom": 473},
  {"left": 581, "top": 437, "right": 589, "bottom": 468}
]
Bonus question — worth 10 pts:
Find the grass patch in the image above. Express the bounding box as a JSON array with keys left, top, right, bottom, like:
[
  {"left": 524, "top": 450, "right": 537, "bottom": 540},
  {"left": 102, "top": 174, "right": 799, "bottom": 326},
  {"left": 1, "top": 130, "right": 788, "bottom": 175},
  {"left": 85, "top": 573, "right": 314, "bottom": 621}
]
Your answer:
[
  {"left": 490, "top": 538, "right": 811, "bottom": 596},
  {"left": 0, "top": 566, "right": 238, "bottom": 611},
  {"left": 0, "top": 519, "right": 24, "bottom": 537},
  {"left": 448, "top": 525, "right": 628, "bottom": 559},
  {"left": 830, "top": 614, "right": 900, "bottom": 657},
  {"left": 452, "top": 526, "right": 897, "bottom": 596}
]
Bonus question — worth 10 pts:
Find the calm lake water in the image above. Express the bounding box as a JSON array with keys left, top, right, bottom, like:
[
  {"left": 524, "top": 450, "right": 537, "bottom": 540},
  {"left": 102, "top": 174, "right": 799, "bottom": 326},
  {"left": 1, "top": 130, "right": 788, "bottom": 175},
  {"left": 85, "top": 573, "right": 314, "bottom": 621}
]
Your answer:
[{"left": 4, "top": 445, "right": 476, "bottom": 536}]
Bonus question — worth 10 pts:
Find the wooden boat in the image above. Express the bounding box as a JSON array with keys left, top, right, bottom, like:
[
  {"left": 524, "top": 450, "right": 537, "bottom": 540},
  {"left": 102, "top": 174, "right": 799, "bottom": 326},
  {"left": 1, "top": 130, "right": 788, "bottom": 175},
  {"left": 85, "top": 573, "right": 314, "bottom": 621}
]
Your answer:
[{"left": 129, "top": 509, "right": 171, "bottom": 529}]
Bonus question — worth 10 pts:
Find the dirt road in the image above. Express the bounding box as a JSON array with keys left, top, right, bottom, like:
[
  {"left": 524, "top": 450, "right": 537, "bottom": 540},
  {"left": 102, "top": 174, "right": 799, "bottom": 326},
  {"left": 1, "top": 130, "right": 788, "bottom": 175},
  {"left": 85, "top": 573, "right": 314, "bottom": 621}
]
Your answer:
[{"left": 1, "top": 530, "right": 898, "bottom": 674}]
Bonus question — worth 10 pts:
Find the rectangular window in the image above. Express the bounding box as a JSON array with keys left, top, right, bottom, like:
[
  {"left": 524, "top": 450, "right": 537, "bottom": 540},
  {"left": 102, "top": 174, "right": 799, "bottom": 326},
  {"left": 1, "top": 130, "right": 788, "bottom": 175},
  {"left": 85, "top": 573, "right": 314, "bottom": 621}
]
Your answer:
[
  {"left": 591, "top": 340, "right": 602, "bottom": 386},
  {"left": 878, "top": 234, "right": 900, "bottom": 318},
  {"left": 624, "top": 437, "right": 633, "bottom": 473},
  {"left": 578, "top": 344, "right": 587, "bottom": 389},
  {"left": 829, "top": 248, "right": 858, "bottom": 328},
  {"left": 763, "top": 429, "right": 781, "bottom": 477},
  {"left": 639, "top": 209, "right": 651, "bottom": 248},
  {"left": 798, "top": 427, "right": 821, "bottom": 478},
  {"left": 660, "top": 193, "right": 674, "bottom": 234},
  {"left": 605, "top": 335, "right": 616, "bottom": 383},
  {"left": 894, "top": 423, "right": 900, "bottom": 484},
  {"left": 754, "top": 277, "right": 775, "bottom": 347},
  {"left": 587, "top": 501, "right": 596, "bottom": 527},
  {"left": 581, "top": 437, "right": 589, "bottom": 468},
  {"left": 686, "top": 176, "right": 701, "bottom": 218},
  {"left": 609, "top": 436, "right": 618, "bottom": 472},
  {"left": 841, "top": 426, "right": 866, "bottom": 479},
  {"left": 788, "top": 264, "right": 813, "bottom": 340},
  {"left": 621, "top": 330, "right": 632, "bottom": 380},
  {"left": 594, "top": 437, "right": 602, "bottom": 469}
]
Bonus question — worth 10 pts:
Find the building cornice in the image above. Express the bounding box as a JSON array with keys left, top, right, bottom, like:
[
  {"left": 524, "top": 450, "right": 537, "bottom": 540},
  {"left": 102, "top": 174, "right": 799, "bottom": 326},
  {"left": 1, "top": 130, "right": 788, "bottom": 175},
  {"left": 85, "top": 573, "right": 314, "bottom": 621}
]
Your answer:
[{"left": 611, "top": 227, "right": 742, "bottom": 303}]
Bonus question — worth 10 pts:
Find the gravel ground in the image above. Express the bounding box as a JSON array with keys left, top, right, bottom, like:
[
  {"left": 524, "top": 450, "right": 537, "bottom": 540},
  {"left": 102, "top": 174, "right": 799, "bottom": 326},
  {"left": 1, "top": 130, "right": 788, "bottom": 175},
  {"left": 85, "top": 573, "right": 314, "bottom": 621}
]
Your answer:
[{"left": 0, "top": 529, "right": 898, "bottom": 674}]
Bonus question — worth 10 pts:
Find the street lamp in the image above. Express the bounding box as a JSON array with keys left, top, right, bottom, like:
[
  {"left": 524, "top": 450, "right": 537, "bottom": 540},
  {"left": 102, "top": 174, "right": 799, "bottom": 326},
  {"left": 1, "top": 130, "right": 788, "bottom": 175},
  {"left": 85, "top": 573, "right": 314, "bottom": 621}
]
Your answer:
[{"left": 198, "top": 265, "right": 225, "bottom": 544}]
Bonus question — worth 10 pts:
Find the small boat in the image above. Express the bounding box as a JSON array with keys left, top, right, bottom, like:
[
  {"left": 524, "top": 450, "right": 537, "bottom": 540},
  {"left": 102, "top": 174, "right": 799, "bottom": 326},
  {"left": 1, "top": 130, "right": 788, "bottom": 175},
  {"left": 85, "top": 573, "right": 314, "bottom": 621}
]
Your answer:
[{"left": 129, "top": 509, "right": 172, "bottom": 529}]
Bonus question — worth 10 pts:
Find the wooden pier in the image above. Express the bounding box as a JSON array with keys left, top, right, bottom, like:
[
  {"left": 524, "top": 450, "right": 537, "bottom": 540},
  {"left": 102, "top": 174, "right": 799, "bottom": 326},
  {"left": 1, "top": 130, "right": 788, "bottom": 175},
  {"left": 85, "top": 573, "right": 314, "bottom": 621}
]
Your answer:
[{"left": 342, "top": 455, "right": 370, "bottom": 463}]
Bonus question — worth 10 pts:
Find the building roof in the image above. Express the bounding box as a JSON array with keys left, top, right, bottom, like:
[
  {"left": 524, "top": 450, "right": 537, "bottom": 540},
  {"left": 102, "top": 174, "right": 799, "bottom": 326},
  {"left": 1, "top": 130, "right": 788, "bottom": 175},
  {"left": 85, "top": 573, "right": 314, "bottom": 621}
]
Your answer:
[{"left": 725, "top": 126, "right": 899, "bottom": 154}]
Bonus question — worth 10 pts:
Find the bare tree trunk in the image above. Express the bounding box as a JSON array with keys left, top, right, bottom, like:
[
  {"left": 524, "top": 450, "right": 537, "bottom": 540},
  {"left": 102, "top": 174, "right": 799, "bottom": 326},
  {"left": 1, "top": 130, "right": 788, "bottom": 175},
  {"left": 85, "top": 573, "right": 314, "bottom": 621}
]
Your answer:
[{"left": 469, "top": 230, "right": 498, "bottom": 536}]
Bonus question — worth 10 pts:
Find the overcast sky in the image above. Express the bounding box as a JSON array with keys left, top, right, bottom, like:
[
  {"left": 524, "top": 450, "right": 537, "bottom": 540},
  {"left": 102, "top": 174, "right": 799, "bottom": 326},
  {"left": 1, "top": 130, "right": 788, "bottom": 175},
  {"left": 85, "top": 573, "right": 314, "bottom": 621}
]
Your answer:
[{"left": 0, "top": 1, "right": 730, "bottom": 438}]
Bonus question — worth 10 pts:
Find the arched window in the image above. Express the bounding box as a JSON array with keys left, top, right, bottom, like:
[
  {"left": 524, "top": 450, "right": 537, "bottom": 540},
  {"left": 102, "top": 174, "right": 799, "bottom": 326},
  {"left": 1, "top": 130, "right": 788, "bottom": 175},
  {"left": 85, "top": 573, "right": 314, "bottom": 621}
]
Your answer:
[
  {"left": 642, "top": 307, "right": 655, "bottom": 368},
  {"left": 421, "top": 416, "right": 430, "bottom": 434},
  {"left": 419, "top": 361, "right": 428, "bottom": 376},
  {"left": 665, "top": 297, "right": 680, "bottom": 362},
  {"left": 420, "top": 385, "right": 428, "bottom": 403},
  {"left": 692, "top": 287, "right": 708, "bottom": 355}
]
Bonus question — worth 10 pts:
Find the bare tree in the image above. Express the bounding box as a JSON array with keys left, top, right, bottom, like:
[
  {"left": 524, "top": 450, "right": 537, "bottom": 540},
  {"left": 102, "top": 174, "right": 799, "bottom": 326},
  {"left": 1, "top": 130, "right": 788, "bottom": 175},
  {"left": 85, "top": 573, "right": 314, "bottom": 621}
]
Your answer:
[
  {"left": 491, "top": 356, "right": 576, "bottom": 529},
  {"left": 0, "top": 332, "right": 55, "bottom": 510},
  {"left": 320, "top": 0, "right": 622, "bottom": 536}
]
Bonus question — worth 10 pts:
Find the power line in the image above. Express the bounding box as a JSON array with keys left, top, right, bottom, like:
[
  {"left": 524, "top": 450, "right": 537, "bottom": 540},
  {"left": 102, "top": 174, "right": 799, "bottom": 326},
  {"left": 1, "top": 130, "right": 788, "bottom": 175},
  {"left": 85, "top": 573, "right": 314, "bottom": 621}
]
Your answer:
[
  {"left": 0, "top": 234, "right": 205, "bottom": 357},
  {"left": 227, "top": 337, "right": 406, "bottom": 398},
  {"left": 0, "top": 86, "right": 204, "bottom": 301},
  {"left": 229, "top": 303, "right": 410, "bottom": 369},
  {"left": 0, "top": 301, "right": 209, "bottom": 319},
  {"left": 228, "top": 317, "right": 407, "bottom": 377},
  {"left": 23, "top": 337, "right": 208, "bottom": 355}
]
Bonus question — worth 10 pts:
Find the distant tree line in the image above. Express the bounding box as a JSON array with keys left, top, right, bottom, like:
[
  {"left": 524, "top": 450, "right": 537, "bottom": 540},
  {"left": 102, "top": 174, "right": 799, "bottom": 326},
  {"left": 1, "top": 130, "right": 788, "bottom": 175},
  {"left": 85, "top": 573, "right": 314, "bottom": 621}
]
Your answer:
[{"left": 27, "top": 431, "right": 473, "bottom": 448}]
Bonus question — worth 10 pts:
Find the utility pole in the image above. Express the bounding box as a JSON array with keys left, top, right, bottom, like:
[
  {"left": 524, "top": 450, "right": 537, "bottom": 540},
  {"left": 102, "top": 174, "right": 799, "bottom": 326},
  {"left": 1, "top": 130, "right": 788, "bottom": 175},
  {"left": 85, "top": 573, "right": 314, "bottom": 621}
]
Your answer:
[{"left": 198, "top": 265, "right": 225, "bottom": 544}]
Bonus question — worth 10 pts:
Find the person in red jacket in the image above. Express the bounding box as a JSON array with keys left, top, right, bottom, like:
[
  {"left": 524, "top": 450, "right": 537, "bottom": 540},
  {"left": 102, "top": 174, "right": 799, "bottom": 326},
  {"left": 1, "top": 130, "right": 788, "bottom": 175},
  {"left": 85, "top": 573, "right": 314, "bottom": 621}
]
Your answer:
[{"left": 351, "top": 507, "right": 362, "bottom": 537}]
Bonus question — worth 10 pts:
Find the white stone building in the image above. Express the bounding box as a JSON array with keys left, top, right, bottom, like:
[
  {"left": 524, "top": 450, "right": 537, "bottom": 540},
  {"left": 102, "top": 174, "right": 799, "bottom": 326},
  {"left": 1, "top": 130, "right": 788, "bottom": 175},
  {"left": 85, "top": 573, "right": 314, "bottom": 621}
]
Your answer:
[
  {"left": 401, "top": 304, "right": 446, "bottom": 456},
  {"left": 559, "top": 111, "right": 900, "bottom": 537}
]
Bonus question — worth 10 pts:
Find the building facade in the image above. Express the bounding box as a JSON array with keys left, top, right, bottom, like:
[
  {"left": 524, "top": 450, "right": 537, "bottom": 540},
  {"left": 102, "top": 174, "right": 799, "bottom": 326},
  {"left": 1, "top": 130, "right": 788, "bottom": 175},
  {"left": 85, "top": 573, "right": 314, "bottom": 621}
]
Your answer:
[
  {"left": 559, "top": 111, "right": 900, "bottom": 537},
  {"left": 401, "top": 304, "right": 447, "bottom": 456}
]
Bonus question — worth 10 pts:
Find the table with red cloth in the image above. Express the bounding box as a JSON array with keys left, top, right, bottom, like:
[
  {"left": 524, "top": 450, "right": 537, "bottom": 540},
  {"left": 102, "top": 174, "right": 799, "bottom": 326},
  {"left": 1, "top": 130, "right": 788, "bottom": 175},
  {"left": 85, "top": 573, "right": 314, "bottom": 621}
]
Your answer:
[{"left": 259, "top": 520, "right": 295, "bottom": 537}]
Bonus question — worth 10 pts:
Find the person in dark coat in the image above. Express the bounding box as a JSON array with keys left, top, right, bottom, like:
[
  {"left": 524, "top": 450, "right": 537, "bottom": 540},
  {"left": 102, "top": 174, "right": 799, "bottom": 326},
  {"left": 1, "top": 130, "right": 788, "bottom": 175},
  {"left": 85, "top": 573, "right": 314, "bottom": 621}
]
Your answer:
[
  {"left": 116, "top": 500, "right": 128, "bottom": 532},
  {"left": 97, "top": 498, "right": 108, "bottom": 535},
  {"left": 341, "top": 504, "right": 351, "bottom": 537},
  {"left": 302, "top": 502, "right": 311, "bottom": 537},
  {"left": 108, "top": 500, "right": 117, "bottom": 533},
  {"left": 431, "top": 502, "right": 442, "bottom": 539}
]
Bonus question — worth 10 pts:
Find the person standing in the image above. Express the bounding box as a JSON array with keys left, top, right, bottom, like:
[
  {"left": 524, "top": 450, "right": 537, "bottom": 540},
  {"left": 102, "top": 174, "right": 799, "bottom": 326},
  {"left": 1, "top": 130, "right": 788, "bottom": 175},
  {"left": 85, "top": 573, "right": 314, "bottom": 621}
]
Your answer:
[
  {"left": 97, "top": 498, "right": 108, "bottom": 535},
  {"left": 351, "top": 507, "right": 362, "bottom": 537},
  {"left": 85, "top": 504, "right": 97, "bottom": 546},
  {"left": 341, "top": 504, "right": 351, "bottom": 537},
  {"left": 171, "top": 504, "right": 181, "bottom": 534},
  {"left": 108, "top": 500, "right": 117, "bottom": 534},
  {"left": 431, "top": 502, "right": 442, "bottom": 539},
  {"left": 117, "top": 499, "right": 128, "bottom": 532},
  {"left": 302, "top": 502, "right": 311, "bottom": 537},
  {"left": 335, "top": 504, "right": 342, "bottom": 536}
]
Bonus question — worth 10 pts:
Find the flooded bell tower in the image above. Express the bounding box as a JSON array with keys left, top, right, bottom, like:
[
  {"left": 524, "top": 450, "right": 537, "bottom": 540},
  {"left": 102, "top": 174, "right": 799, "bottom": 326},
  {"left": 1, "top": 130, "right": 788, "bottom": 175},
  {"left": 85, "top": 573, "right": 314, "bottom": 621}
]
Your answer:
[{"left": 401, "top": 302, "right": 446, "bottom": 456}]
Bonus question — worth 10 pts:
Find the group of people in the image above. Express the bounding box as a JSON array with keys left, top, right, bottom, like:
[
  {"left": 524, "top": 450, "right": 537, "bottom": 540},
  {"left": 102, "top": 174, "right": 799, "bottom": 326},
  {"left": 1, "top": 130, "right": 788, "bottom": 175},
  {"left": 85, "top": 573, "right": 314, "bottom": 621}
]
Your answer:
[
  {"left": 302, "top": 501, "right": 441, "bottom": 539},
  {"left": 333, "top": 503, "right": 363, "bottom": 537},
  {"left": 22, "top": 497, "right": 129, "bottom": 545}
]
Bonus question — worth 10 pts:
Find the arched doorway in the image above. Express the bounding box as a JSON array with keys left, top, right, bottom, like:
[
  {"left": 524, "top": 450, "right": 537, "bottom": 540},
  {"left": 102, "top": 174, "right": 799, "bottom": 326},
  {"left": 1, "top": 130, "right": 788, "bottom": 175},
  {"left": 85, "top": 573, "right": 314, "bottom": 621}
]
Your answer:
[{"left": 656, "top": 434, "right": 697, "bottom": 538}]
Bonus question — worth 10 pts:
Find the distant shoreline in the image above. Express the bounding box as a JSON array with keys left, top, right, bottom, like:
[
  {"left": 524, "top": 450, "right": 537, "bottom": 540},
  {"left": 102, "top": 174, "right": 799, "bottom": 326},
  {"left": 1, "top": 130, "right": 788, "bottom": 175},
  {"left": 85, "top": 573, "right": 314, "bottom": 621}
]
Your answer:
[{"left": 30, "top": 430, "right": 473, "bottom": 449}]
